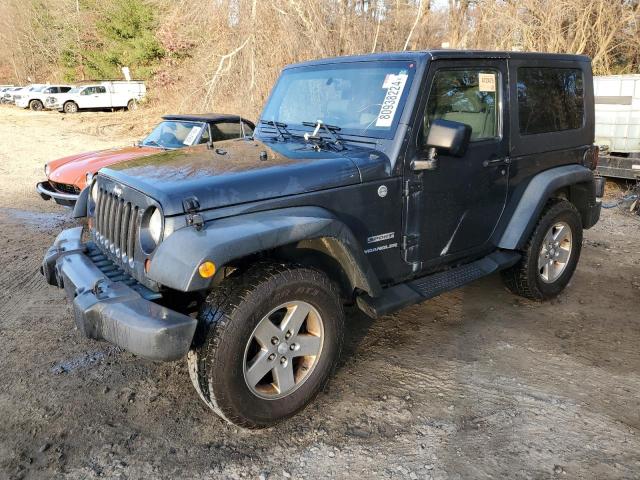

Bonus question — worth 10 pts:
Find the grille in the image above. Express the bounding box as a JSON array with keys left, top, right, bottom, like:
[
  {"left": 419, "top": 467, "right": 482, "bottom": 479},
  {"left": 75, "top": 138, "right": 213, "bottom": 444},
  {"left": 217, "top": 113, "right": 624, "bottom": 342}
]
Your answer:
[
  {"left": 51, "top": 182, "right": 81, "bottom": 195},
  {"left": 92, "top": 187, "right": 140, "bottom": 267}
]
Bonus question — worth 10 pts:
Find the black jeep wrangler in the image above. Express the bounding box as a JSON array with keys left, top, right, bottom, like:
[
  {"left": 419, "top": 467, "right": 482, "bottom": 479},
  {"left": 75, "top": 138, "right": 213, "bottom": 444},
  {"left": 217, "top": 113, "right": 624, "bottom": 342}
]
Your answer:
[{"left": 43, "top": 51, "right": 602, "bottom": 428}]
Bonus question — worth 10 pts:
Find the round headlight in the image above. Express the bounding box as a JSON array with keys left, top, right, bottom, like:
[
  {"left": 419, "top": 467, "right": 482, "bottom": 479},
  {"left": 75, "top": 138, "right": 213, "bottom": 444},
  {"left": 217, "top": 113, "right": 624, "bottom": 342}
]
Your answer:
[
  {"left": 148, "top": 208, "right": 162, "bottom": 244},
  {"left": 44, "top": 164, "right": 50, "bottom": 176},
  {"left": 90, "top": 180, "right": 98, "bottom": 204}
]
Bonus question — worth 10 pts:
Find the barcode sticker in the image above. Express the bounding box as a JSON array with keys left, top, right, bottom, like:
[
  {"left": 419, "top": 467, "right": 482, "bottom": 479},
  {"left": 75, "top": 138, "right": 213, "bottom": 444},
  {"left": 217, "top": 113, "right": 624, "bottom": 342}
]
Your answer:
[
  {"left": 376, "top": 73, "right": 408, "bottom": 127},
  {"left": 183, "top": 126, "right": 202, "bottom": 146}
]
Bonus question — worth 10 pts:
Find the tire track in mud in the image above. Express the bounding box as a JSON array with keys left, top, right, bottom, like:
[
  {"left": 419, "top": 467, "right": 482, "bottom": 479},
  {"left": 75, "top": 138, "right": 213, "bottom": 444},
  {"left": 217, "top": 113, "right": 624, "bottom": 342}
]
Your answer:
[{"left": 0, "top": 208, "right": 73, "bottom": 325}]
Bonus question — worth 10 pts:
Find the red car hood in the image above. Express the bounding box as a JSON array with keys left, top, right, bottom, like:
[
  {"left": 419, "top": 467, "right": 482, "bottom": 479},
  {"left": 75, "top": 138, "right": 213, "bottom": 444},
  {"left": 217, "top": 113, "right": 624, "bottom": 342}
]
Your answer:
[{"left": 47, "top": 145, "right": 160, "bottom": 190}]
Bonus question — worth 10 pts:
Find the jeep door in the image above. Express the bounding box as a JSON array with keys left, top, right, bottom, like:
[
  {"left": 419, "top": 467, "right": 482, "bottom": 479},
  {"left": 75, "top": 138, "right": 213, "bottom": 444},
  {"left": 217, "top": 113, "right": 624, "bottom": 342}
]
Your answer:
[{"left": 403, "top": 59, "right": 510, "bottom": 268}]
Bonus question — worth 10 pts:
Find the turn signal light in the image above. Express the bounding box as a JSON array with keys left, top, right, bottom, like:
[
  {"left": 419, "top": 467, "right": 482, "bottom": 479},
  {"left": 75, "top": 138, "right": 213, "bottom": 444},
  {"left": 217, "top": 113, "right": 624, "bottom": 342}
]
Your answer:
[{"left": 198, "top": 261, "right": 216, "bottom": 279}]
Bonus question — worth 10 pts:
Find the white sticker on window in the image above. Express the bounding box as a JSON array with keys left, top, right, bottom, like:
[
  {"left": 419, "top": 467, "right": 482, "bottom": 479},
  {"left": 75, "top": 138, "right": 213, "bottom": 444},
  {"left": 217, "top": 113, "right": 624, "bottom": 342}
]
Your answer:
[
  {"left": 183, "top": 126, "right": 202, "bottom": 146},
  {"left": 376, "top": 73, "right": 408, "bottom": 127},
  {"left": 479, "top": 73, "right": 496, "bottom": 92}
]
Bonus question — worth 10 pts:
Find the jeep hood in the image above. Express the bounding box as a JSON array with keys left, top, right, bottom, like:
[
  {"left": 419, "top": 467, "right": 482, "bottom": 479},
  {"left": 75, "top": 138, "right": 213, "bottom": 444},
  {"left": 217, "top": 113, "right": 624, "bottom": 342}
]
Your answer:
[{"left": 101, "top": 139, "right": 363, "bottom": 216}]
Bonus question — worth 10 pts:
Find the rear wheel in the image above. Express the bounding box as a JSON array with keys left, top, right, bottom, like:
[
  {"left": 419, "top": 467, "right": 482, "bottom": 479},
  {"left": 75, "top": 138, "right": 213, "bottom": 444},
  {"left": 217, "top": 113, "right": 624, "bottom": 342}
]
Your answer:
[
  {"left": 501, "top": 200, "right": 582, "bottom": 300},
  {"left": 29, "top": 99, "right": 43, "bottom": 111},
  {"left": 126, "top": 99, "right": 137, "bottom": 111},
  {"left": 187, "top": 262, "right": 344, "bottom": 429},
  {"left": 63, "top": 101, "right": 78, "bottom": 114}
]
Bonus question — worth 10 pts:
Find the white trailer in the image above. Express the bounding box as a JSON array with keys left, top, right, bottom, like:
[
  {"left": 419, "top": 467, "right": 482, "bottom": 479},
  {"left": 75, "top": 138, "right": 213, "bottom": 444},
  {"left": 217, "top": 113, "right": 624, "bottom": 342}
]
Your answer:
[
  {"left": 47, "top": 81, "right": 146, "bottom": 113},
  {"left": 594, "top": 74, "right": 640, "bottom": 179}
]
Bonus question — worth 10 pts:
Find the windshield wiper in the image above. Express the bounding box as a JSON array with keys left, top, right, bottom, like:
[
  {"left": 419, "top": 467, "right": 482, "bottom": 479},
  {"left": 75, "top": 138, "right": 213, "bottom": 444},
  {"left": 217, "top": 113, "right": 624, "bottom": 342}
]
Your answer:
[
  {"left": 259, "top": 119, "right": 290, "bottom": 141},
  {"left": 302, "top": 120, "right": 344, "bottom": 151},
  {"left": 142, "top": 139, "right": 169, "bottom": 150}
]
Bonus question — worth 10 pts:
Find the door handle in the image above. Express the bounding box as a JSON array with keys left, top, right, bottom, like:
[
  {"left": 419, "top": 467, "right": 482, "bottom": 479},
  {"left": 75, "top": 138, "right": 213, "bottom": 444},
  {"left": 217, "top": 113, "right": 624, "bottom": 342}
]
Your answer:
[{"left": 483, "top": 157, "right": 511, "bottom": 167}]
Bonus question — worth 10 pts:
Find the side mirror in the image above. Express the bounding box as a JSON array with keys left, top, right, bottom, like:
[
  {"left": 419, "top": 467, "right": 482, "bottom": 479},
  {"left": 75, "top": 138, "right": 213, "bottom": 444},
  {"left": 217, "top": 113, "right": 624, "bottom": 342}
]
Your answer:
[{"left": 425, "top": 119, "right": 472, "bottom": 157}]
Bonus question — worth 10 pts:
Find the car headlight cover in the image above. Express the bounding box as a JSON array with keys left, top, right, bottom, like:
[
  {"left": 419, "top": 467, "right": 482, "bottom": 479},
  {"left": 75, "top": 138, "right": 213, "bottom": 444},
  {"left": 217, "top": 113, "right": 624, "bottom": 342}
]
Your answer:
[
  {"left": 148, "top": 208, "right": 162, "bottom": 244},
  {"left": 90, "top": 180, "right": 98, "bottom": 203}
]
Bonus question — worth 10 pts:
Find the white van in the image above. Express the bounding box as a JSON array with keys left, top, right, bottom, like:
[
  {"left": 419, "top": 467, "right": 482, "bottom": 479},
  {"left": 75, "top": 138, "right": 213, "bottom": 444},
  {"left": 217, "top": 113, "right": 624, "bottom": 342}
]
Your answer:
[{"left": 47, "top": 81, "right": 147, "bottom": 113}]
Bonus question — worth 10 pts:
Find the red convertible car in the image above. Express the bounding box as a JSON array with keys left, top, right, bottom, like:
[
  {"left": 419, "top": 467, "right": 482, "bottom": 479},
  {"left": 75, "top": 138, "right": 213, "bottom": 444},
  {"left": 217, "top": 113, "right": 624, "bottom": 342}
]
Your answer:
[{"left": 37, "top": 113, "right": 255, "bottom": 206}]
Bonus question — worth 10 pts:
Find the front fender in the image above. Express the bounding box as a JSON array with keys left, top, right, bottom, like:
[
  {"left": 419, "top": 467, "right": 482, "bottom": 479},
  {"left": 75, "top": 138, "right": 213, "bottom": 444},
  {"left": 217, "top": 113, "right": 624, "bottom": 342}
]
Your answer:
[{"left": 147, "top": 206, "right": 381, "bottom": 296}]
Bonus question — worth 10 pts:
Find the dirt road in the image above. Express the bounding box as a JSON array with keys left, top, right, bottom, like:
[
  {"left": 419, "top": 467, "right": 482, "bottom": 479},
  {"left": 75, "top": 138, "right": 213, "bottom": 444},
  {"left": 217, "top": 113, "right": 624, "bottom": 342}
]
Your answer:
[{"left": 1, "top": 107, "right": 639, "bottom": 480}]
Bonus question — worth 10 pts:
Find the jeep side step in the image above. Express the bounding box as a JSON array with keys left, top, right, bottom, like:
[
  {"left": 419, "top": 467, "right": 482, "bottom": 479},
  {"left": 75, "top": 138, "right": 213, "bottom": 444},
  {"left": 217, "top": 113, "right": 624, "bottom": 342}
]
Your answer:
[{"left": 357, "top": 251, "right": 521, "bottom": 318}]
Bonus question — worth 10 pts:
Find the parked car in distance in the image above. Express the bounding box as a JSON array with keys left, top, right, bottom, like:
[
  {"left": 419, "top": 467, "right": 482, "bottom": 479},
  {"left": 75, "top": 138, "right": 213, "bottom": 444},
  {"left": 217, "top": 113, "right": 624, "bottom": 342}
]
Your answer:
[
  {"left": 13, "top": 83, "right": 46, "bottom": 105},
  {"left": 15, "top": 84, "right": 74, "bottom": 111},
  {"left": 1, "top": 86, "right": 22, "bottom": 104},
  {"left": 43, "top": 51, "right": 603, "bottom": 429},
  {"left": 46, "top": 81, "right": 147, "bottom": 113},
  {"left": 10, "top": 84, "right": 44, "bottom": 105},
  {"left": 36, "top": 114, "right": 255, "bottom": 206}
]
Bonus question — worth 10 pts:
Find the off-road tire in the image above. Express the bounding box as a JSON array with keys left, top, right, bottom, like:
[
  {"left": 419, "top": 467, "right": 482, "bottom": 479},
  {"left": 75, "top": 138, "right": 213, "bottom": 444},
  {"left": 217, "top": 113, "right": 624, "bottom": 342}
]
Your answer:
[
  {"left": 63, "top": 101, "right": 78, "bottom": 114},
  {"left": 29, "top": 99, "right": 44, "bottom": 111},
  {"left": 501, "top": 199, "right": 583, "bottom": 300},
  {"left": 187, "top": 262, "right": 344, "bottom": 429}
]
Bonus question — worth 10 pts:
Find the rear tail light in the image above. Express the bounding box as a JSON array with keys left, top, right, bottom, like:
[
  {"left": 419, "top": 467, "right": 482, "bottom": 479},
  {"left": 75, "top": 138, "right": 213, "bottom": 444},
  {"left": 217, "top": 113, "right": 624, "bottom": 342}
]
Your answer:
[{"left": 583, "top": 144, "right": 599, "bottom": 170}]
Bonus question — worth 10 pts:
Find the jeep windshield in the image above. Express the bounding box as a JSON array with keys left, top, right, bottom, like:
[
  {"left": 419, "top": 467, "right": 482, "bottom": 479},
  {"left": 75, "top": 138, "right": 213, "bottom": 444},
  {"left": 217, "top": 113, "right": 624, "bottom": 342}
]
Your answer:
[
  {"left": 141, "top": 120, "right": 208, "bottom": 149},
  {"left": 260, "top": 61, "right": 416, "bottom": 139}
]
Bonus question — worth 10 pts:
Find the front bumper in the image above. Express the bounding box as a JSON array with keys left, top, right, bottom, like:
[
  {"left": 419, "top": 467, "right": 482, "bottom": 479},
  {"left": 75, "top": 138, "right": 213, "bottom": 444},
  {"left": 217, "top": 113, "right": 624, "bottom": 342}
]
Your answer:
[
  {"left": 42, "top": 227, "right": 197, "bottom": 361},
  {"left": 36, "top": 181, "right": 78, "bottom": 207}
]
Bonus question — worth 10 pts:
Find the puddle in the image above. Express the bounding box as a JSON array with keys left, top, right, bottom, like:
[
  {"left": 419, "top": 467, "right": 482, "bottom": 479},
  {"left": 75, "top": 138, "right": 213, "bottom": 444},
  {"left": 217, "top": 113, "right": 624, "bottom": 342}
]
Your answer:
[
  {"left": 0, "top": 207, "right": 71, "bottom": 230},
  {"left": 50, "top": 346, "right": 119, "bottom": 374}
]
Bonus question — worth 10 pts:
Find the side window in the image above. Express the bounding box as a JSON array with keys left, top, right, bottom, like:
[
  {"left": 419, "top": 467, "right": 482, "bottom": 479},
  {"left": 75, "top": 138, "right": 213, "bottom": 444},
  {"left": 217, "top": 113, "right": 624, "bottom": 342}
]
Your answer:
[
  {"left": 61, "top": 87, "right": 71, "bottom": 93},
  {"left": 423, "top": 69, "right": 499, "bottom": 143},
  {"left": 95, "top": 86, "right": 107, "bottom": 94},
  {"left": 517, "top": 67, "right": 584, "bottom": 135},
  {"left": 242, "top": 121, "right": 254, "bottom": 137},
  {"left": 199, "top": 125, "right": 210, "bottom": 144},
  {"left": 81, "top": 87, "right": 93, "bottom": 95},
  {"left": 211, "top": 122, "right": 243, "bottom": 140}
]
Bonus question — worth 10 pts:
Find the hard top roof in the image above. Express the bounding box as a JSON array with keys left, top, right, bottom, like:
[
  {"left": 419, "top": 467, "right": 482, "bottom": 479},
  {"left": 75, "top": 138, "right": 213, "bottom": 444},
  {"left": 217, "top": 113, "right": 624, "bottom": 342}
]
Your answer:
[{"left": 287, "top": 50, "right": 591, "bottom": 69}]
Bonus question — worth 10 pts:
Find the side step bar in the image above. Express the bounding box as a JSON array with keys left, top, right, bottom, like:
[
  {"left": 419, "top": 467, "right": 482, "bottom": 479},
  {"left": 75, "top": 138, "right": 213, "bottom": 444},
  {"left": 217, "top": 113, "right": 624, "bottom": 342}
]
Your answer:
[{"left": 357, "top": 251, "right": 521, "bottom": 318}]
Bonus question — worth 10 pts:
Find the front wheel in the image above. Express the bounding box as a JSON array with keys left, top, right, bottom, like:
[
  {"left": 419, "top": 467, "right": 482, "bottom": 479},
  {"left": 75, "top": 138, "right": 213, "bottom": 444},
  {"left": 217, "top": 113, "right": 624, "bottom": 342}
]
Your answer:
[
  {"left": 187, "top": 262, "right": 344, "bottom": 429},
  {"left": 63, "top": 101, "right": 78, "bottom": 114},
  {"left": 501, "top": 199, "right": 583, "bottom": 300}
]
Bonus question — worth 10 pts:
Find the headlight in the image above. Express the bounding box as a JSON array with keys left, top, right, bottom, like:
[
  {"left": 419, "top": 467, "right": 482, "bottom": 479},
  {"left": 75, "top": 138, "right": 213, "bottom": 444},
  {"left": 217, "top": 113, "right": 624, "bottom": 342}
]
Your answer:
[
  {"left": 140, "top": 207, "right": 163, "bottom": 253},
  {"left": 90, "top": 180, "right": 98, "bottom": 204},
  {"left": 44, "top": 164, "right": 50, "bottom": 176},
  {"left": 149, "top": 208, "right": 162, "bottom": 244},
  {"left": 86, "top": 172, "right": 94, "bottom": 184}
]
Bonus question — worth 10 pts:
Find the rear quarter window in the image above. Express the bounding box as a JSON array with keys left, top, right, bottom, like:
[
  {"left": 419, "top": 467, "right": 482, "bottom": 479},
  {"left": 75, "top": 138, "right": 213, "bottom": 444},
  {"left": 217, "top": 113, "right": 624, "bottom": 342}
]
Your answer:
[{"left": 517, "top": 67, "right": 584, "bottom": 135}]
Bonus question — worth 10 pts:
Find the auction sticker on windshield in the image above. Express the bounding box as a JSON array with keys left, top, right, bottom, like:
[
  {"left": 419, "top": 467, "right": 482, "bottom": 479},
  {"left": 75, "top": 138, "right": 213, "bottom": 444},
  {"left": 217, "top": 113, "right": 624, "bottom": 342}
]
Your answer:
[
  {"left": 376, "top": 71, "right": 408, "bottom": 127},
  {"left": 183, "top": 126, "right": 202, "bottom": 146}
]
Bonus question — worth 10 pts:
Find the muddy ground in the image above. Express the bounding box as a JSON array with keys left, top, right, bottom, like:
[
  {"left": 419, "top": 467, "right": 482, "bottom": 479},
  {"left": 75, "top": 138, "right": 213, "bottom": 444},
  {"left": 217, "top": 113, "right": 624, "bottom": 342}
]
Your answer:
[{"left": 0, "top": 107, "right": 639, "bottom": 480}]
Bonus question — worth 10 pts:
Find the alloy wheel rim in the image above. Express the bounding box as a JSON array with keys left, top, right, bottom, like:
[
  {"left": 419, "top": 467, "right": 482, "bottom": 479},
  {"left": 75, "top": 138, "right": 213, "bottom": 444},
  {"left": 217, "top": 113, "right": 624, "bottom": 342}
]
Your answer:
[
  {"left": 243, "top": 301, "right": 324, "bottom": 400},
  {"left": 538, "top": 221, "right": 572, "bottom": 283}
]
